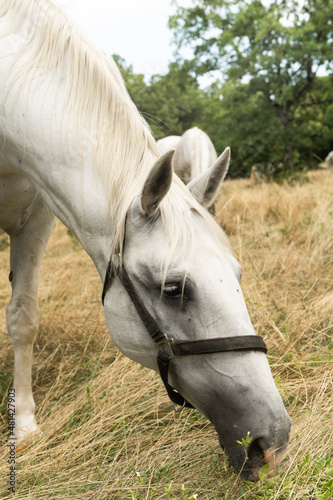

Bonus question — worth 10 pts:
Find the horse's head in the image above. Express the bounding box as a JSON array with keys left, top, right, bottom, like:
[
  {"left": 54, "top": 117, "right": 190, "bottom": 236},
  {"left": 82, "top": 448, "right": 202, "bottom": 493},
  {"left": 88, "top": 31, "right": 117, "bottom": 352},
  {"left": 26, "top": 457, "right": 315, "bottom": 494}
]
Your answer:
[{"left": 103, "top": 149, "right": 291, "bottom": 481}]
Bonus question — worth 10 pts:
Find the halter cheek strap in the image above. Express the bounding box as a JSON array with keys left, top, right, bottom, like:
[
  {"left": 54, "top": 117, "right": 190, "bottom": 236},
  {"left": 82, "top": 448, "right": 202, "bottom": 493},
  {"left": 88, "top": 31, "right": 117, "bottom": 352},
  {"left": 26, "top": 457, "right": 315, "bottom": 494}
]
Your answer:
[{"left": 102, "top": 260, "right": 267, "bottom": 410}]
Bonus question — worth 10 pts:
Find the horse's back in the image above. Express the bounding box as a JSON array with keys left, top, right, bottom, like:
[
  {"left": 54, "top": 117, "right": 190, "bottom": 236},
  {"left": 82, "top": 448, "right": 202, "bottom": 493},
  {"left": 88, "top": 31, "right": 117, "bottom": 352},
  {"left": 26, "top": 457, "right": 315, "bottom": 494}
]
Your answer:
[
  {"left": 157, "top": 136, "right": 181, "bottom": 155},
  {"left": 174, "top": 127, "right": 217, "bottom": 182},
  {"left": 325, "top": 151, "right": 333, "bottom": 167}
]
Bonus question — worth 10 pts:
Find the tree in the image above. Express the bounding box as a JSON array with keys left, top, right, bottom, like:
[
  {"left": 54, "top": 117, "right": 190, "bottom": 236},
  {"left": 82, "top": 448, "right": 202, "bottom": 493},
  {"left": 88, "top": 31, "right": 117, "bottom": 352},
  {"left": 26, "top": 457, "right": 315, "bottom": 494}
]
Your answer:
[
  {"left": 170, "top": 0, "right": 333, "bottom": 169},
  {"left": 200, "top": 80, "right": 284, "bottom": 176},
  {"left": 291, "top": 76, "right": 333, "bottom": 164}
]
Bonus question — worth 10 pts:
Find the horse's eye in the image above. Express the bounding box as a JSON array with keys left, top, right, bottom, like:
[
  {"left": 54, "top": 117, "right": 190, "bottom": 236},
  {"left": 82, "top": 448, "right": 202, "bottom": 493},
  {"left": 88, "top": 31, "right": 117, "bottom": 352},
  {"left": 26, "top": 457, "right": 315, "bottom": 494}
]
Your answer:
[{"left": 163, "top": 283, "right": 182, "bottom": 299}]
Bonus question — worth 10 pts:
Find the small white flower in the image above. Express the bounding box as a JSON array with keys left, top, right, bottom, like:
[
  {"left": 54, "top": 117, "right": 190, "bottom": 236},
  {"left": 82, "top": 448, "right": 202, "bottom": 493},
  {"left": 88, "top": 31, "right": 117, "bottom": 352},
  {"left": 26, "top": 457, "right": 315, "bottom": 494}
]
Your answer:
[
  {"left": 193, "top": 495, "right": 198, "bottom": 500},
  {"left": 136, "top": 471, "right": 141, "bottom": 477}
]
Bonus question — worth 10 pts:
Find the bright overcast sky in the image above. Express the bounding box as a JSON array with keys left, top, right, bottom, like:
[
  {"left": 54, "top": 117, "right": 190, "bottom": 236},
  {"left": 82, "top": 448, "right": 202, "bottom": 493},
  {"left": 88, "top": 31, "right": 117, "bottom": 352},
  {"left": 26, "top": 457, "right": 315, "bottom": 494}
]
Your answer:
[{"left": 57, "top": 0, "right": 192, "bottom": 79}]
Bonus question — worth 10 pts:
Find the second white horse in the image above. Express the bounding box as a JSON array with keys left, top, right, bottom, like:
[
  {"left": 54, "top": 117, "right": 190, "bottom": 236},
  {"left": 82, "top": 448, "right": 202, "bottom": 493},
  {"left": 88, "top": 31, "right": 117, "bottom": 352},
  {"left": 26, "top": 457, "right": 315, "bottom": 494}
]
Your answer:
[{"left": 157, "top": 127, "right": 218, "bottom": 184}]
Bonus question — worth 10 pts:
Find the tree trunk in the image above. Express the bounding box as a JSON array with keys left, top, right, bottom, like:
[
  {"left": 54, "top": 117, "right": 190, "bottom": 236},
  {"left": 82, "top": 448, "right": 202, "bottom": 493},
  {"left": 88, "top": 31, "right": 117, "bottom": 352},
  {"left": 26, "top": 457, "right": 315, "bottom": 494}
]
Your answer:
[
  {"left": 284, "top": 142, "right": 294, "bottom": 171},
  {"left": 281, "top": 106, "right": 294, "bottom": 170}
]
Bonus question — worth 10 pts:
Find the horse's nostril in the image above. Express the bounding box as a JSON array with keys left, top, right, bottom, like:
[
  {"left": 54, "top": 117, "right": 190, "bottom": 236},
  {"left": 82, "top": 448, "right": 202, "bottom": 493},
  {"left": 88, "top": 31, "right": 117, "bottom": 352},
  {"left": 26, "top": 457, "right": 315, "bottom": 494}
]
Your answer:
[
  {"left": 248, "top": 438, "right": 265, "bottom": 467},
  {"left": 237, "top": 438, "right": 266, "bottom": 481}
]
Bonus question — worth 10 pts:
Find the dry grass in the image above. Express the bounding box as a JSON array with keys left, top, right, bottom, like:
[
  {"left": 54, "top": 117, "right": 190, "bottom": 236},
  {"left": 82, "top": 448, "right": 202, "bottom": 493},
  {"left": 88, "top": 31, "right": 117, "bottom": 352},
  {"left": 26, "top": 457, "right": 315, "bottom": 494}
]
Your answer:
[{"left": 0, "top": 170, "right": 332, "bottom": 499}]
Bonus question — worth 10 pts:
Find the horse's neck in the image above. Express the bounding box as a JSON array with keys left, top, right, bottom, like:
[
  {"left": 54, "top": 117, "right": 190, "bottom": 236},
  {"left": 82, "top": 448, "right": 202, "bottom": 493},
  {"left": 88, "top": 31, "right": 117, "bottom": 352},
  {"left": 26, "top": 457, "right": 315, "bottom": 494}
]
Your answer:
[
  {"left": 1, "top": 77, "right": 112, "bottom": 277},
  {"left": 0, "top": 14, "right": 158, "bottom": 277}
]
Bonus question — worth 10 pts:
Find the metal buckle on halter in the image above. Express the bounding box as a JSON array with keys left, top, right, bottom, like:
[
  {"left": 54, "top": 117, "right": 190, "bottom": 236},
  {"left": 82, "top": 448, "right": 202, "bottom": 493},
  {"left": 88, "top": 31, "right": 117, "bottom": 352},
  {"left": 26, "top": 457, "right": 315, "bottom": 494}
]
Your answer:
[
  {"left": 172, "top": 399, "right": 187, "bottom": 413},
  {"left": 156, "top": 335, "right": 176, "bottom": 359}
]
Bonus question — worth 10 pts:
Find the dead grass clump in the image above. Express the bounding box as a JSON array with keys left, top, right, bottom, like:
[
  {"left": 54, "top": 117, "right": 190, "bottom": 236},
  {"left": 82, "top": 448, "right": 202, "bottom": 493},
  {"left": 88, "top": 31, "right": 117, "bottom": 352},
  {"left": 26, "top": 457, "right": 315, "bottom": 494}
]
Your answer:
[
  {"left": 0, "top": 170, "right": 332, "bottom": 499},
  {"left": 216, "top": 171, "right": 333, "bottom": 353}
]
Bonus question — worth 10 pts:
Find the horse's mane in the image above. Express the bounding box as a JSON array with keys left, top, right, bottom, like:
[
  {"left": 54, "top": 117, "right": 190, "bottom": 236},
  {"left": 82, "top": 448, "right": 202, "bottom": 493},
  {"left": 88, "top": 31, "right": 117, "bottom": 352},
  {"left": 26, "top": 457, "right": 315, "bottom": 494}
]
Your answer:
[{"left": 0, "top": 0, "right": 230, "bottom": 269}]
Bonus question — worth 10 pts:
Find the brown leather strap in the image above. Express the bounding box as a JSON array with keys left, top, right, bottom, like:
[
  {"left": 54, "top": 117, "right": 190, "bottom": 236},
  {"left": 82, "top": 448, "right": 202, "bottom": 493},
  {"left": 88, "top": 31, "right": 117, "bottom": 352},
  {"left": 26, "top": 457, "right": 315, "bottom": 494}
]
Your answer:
[
  {"left": 157, "top": 351, "right": 194, "bottom": 409},
  {"left": 118, "top": 266, "right": 166, "bottom": 344},
  {"left": 172, "top": 335, "right": 267, "bottom": 356}
]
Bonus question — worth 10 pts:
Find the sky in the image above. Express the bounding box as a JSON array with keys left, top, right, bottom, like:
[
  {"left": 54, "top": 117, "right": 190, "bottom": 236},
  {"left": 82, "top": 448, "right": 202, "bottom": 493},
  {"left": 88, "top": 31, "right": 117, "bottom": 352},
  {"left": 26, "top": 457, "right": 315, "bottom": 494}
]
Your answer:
[{"left": 56, "top": 0, "right": 191, "bottom": 80}]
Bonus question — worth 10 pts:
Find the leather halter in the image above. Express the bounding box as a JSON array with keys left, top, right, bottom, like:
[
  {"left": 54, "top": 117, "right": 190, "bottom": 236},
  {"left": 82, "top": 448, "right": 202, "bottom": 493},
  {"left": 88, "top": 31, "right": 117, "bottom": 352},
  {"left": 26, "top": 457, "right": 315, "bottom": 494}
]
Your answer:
[{"left": 102, "top": 254, "right": 267, "bottom": 410}]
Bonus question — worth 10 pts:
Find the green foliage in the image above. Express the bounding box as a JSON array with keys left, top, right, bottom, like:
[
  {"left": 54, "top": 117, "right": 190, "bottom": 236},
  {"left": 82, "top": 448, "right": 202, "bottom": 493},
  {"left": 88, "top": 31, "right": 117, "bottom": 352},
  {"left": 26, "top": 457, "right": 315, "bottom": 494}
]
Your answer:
[
  {"left": 112, "top": 0, "right": 333, "bottom": 177},
  {"left": 169, "top": 0, "right": 333, "bottom": 170},
  {"left": 130, "top": 473, "right": 201, "bottom": 500},
  {"left": 236, "top": 431, "right": 253, "bottom": 451},
  {"left": 127, "top": 454, "right": 333, "bottom": 499},
  {"left": 114, "top": 56, "right": 208, "bottom": 140},
  {"left": 202, "top": 79, "right": 286, "bottom": 176},
  {"left": 170, "top": 0, "right": 333, "bottom": 88},
  {"left": 113, "top": 67, "right": 333, "bottom": 178},
  {"left": 244, "top": 454, "right": 333, "bottom": 499}
]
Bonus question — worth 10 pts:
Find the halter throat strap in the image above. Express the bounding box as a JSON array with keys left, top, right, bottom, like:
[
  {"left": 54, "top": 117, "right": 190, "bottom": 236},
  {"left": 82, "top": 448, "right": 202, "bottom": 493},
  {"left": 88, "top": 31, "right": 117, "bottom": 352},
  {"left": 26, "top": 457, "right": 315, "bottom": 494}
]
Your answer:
[{"left": 102, "top": 259, "right": 267, "bottom": 410}]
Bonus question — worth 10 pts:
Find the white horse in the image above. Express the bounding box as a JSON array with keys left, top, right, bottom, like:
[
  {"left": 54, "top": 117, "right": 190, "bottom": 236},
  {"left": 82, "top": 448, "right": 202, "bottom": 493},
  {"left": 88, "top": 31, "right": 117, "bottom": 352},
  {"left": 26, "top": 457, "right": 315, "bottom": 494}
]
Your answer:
[
  {"left": 0, "top": 0, "right": 291, "bottom": 480},
  {"left": 319, "top": 151, "right": 333, "bottom": 169},
  {"left": 157, "top": 127, "right": 217, "bottom": 184},
  {"left": 324, "top": 151, "right": 333, "bottom": 166},
  {"left": 157, "top": 135, "right": 181, "bottom": 155}
]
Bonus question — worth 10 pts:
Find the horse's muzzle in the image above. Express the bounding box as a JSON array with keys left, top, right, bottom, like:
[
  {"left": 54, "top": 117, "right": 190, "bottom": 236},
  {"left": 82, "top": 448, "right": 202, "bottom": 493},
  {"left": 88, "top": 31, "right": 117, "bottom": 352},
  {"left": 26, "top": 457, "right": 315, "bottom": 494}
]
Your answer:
[{"left": 218, "top": 418, "right": 291, "bottom": 481}]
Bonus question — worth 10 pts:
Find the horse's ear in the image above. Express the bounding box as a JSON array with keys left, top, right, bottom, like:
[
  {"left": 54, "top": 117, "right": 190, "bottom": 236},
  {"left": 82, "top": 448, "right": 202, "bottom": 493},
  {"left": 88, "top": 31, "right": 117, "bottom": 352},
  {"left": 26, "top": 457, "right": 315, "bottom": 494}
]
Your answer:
[
  {"left": 188, "top": 147, "right": 230, "bottom": 208},
  {"left": 140, "top": 149, "right": 175, "bottom": 217}
]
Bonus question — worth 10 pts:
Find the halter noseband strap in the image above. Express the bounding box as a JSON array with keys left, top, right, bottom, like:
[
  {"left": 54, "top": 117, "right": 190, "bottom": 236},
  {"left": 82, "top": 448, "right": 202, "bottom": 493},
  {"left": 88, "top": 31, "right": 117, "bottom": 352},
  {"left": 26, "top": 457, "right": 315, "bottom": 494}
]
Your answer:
[{"left": 102, "top": 258, "right": 268, "bottom": 410}]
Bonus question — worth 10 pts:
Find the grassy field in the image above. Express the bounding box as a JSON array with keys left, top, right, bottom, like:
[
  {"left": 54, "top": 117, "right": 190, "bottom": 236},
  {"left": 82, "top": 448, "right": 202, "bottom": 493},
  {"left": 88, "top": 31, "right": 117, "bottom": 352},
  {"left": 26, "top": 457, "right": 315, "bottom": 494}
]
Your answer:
[{"left": 0, "top": 170, "right": 332, "bottom": 499}]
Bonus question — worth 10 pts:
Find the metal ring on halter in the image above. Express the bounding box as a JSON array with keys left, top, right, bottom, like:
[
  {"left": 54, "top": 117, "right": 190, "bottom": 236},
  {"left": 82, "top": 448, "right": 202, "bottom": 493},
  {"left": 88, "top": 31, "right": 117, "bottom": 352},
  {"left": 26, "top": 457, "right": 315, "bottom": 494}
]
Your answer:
[
  {"left": 156, "top": 335, "right": 176, "bottom": 360},
  {"left": 173, "top": 399, "right": 187, "bottom": 413}
]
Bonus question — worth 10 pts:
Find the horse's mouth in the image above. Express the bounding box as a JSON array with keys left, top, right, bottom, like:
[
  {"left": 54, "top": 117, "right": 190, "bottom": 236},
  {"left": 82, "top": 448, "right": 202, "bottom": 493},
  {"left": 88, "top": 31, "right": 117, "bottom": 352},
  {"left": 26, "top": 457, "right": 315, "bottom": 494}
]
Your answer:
[
  {"left": 239, "top": 447, "right": 285, "bottom": 481},
  {"left": 219, "top": 435, "right": 287, "bottom": 481}
]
